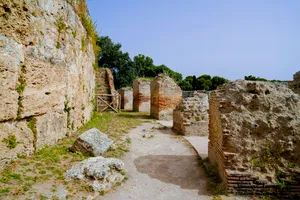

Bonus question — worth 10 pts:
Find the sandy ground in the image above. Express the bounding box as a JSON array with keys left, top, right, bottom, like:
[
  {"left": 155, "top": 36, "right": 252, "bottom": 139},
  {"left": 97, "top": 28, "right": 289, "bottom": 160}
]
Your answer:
[{"left": 100, "top": 122, "right": 210, "bottom": 200}]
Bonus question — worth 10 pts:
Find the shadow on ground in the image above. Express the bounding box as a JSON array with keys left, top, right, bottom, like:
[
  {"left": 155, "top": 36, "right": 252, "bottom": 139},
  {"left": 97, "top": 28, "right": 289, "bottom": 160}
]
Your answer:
[
  {"left": 134, "top": 155, "right": 209, "bottom": 195},
  {"left": 155, "top": 127, "right": 176, "bottom": 135},
  {"left": 118, "top": 112, "right": 154, "bottom": 120}
]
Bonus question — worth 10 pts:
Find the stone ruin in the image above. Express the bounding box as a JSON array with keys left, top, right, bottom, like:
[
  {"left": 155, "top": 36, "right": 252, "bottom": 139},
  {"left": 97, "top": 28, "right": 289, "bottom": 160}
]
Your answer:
[
  {"left": 118, "top": 87, "right": 133, "bottom": 111},
  {"left": 95, "top": 68, "right": 119, "bottom": 111},
  {"left": 133, "top": 78, "right": 151, "bottom": 112},
  {"left": 150, "top": 75, "right": 182, "bottom": 120},
  {"left": 291, "top": 71, "right": 300, "bottom": 95},
  {"left": 173, "top": 91, "right": 209, "bottom": 136},
  {"left": 208, "top": 80, "right": 300, "bottom": 198}
]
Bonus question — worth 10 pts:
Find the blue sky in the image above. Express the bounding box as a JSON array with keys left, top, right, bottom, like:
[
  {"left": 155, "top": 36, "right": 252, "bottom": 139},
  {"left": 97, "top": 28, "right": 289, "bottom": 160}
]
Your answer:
[{"left": 87, "top": 0, "right": 300, "bottom": 80}]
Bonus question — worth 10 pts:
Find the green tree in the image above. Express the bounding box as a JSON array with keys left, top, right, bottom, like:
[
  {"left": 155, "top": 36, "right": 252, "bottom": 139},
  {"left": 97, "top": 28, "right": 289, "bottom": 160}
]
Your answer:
[
  {"left": 211, "top": 76, "right": 228, "bottom": 90},
  {"left": 179, "top": 80, "right": 193, "bottom": 91},
  {"left": 196, "top": 74, "right": 212, "bottom": 90},
  {"left": 97, "top": 36, "right": 137, "bottom": 89},
  {"left": 245, "top": 75, "right": 267, "bottom": 82}
]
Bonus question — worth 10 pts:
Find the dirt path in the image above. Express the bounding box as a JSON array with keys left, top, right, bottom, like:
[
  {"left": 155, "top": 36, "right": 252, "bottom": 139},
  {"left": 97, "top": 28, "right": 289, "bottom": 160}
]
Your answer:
[{"left": 100, "top": 122, "right": 211, "bottom": 200}]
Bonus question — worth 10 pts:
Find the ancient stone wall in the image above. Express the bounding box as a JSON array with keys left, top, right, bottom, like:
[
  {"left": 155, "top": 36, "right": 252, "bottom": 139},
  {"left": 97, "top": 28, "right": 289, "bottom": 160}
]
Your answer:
[
  {"left": 208, "top": 80, "right": 300, "bottom": 198},
  {"left": 133, "top": 78, "right": 151, "bottom": 112},
  {"left": 0, "top": 0, "right": 95, "bottom": 168},
  {"left": 150, "top": 75, "right": 182, "bottom": 120},
  {"left": 119, "top": 87, "right": 133, "bottom": 111},
  {"left": 292, "top": 71, "right": 300, "bottom": 94},
  {"left": 173, "top": 92, "right": 208, "bottom": 136}
]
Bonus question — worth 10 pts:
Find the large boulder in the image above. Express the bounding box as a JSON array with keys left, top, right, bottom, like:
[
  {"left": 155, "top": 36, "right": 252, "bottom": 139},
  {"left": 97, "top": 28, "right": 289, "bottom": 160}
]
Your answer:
[
  {"left": 65, "top": 157, "right": 125, "bottom": 192},
  {"left": 70, "top": 128, "right": 113, "bottom": 156}
]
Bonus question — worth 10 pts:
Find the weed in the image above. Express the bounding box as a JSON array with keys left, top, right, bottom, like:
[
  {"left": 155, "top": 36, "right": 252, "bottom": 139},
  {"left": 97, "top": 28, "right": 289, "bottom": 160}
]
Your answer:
[
  {"left": 120, "top": 171, "right": 126, "bottom": 176},
  {"left": 198, "top": 157, "right": 224, "bottom": 194},
  {"left": 39, "top": 170, "right": 46, "bottom": 174},
  {"left": 213, "top": 196, "right": 223, "bottom": 200},
  {"left": 126, "top": 137, "right": 131, "bottom": 144},
  {"left": 17, "top": 154, "right": 27, "bottom": 159},
  {"left": 0, "top": 187, "right": 11, "bottom": 194},
  {"left": 100, "top": 190, "right": 105, "bottom": 196},
  {"left": 2, "top": 134, "right": 17, "bottom": 149},
  {"left": 27, "top": 117, "right": 37, "bottom": 150},
  {"left": 275, "top": 171, "right": 287, "bottom": 189},
  {"left": 10, "top": 173, "right": 21, "bottom": 180},
  {"left": 56, "top": 42, "right": 61, "bottom": 49},
  {"left": 72, "top": 30, "right": 77, "bottom": 38},
  {"left": 115, "top": 182, "right": 121, "bottom": 186},
  {"left": 64, "top": 99, "right": 71, "bottom": 113}
]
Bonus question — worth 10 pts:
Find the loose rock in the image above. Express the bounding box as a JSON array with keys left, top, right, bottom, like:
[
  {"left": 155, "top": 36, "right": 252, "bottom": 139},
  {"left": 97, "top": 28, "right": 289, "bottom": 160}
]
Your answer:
[
  {"left": 70, "top": 128, "right": 113, "bottom": 156},
  {"left": 65, "top": 157, "right": 125, "bottom": 192}
]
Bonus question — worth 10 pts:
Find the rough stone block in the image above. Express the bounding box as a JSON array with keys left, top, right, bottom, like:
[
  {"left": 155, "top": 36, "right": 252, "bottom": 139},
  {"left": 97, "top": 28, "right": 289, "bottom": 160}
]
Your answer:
[
  {"left": 0, "top": 35, "right": 23, "bottom": 121},
  {"left": 70, "top": 128, "right": 113, "bottom": 156},
  {"left": 0, "top": 120, "right": 34, "bottom": 168},
  {"left": 150, "top": 75, "right": 182, "bottom": 120},
  {"left": 35, "top": 111, "right": 67, "bottom": 149},
  {"left": 119, "top": 87, "right": 133, "bottom": 111},
  {"left": 133, "top": 78, "right": 151, "bottom": 112},
  {"left": 65, "top": 156, "right": 124, "bottom": 192},
  {"left": 173, "top": 92, "right": 208, "bottom": 135}
]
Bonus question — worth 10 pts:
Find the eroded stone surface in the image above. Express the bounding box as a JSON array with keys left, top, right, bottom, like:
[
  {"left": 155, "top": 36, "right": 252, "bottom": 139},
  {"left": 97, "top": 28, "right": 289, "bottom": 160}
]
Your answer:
[
  {"left": 65, "top": 156, "right": 124, "bottom": 192},
  {"left": 0, "top": 121, "right": 34, "bottom": 169},
  {"left": 173, "top": 92, "right": 208, "bottom": 136},
  {"left": 70, "top": 128, "right": 113, "bottom": 156},
  {"left": 209, "top": 80, "right": 300, "bottom": 196},
  {"left": 151, "top": 75, "right": 182, "bottom": 120},
  {"left": 0, "top": 0, "right": 95, "bottom": 168},
  {"left": 119, "top": 87, "right": 133, "bottom": 111},
  {"left": 133, "top": 78, "right": 151, "bottom": 112}
]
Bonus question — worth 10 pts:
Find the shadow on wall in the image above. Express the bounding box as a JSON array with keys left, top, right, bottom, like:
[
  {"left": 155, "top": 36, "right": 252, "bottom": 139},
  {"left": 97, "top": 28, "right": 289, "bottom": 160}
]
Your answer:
[{"left": 134, "top": 155, "right": 209, "bottom": 195}]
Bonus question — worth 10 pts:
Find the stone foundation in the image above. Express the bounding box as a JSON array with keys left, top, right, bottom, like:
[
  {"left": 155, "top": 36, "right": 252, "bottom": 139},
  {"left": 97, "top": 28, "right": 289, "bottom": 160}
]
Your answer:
[
  {"left": 133, "top": 78, "right": 151, "bottom": 112},
  {"left": 119, "top": 88, "right": 133, "bottom": 111},
  {"left": 150, "top": 75, "right": 182, "bottom": 120},
  {"left": 173, "top": 92, "right": 208, "bottom": 136},
  {"left": 208, "top": 80, "right": 300, "bottom": 198}
]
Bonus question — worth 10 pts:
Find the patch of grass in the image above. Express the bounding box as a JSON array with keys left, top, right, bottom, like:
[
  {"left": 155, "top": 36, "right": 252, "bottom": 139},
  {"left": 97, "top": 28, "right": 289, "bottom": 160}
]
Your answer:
[
  {"left": 17, "top": 154, "right": 27, "bottom": 159},
  {"left": 72, "top": 30, "right": 77, "bottom": 38},
  {"left": 126, "top": 137, "right": 131, "bottom": 144},
  {"left": 0, "top": 187, "right": 11, "bottom": 194},
  {"left": 0, "top": 111, "right": 144, "bottom": 199},
  {"left": 198, "top": 157, "right": 224, "bottom": 195},
  {"left": 100, "top": 190, "right": 105, "bottom": 196},
  {"left": 2, "top": 134, "right": 17, "bottom": 149}
]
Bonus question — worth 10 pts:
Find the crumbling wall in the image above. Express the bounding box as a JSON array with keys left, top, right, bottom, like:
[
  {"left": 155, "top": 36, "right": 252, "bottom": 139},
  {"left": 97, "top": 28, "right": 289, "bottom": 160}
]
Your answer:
[
  {"left": 173, "top": 92, "right": 208, "bottom": 136},
  {"left": 208, "top": 80, "right": 300, "bottom": 197},
  {"left": 133, "top": 78, "right": 151, "bottom": 112},
  {"left": 292, "top": 71, "right": 300, "bottom": 94},
  {"left": 150, "top": 75, "right": 182, "bottom": 120},
  {"left": 119, "top": 87, "right": 133, "bottom": 111},
  {"left": 0, "top": 0, "right": 95, "bottom": 168}
]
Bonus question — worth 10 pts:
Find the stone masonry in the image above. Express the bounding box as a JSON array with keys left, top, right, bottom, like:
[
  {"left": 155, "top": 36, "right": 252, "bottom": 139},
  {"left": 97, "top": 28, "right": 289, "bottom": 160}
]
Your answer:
[
  {"left": 208, "top": 80, "right": 300, "bottom": 198},
  {"left": 151, "top": 75, "right": 182, "bottom": 120},
  {"left": 119, "top": 87, "right": 133, "bottom": 111},
  {"left": 292, "top": 71, "right": 300, "bottom": 94},
  {"left": 133, "top": 78, "right": 151, "bottom": 112},
  {"left": 0, "top": 0, "right": 95, "bottom": 169},
  {"left": 173, "top": 92, "right": 208, "bottom": 136}
]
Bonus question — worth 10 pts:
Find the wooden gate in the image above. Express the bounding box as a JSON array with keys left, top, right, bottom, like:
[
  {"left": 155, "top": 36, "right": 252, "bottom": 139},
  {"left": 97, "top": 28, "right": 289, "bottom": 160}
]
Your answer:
[{"left": 95, "top": 94, "right": 121, "bottom": 113}]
